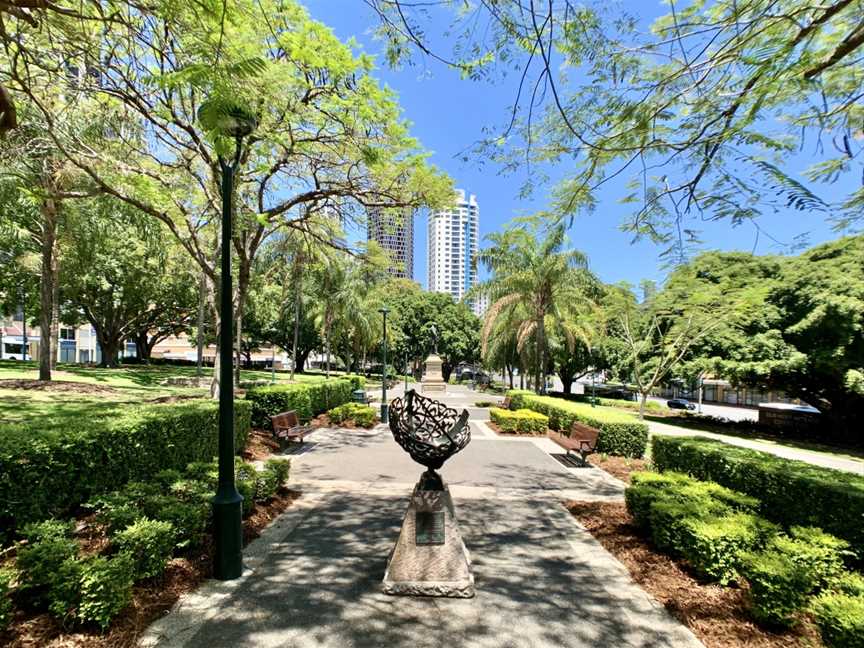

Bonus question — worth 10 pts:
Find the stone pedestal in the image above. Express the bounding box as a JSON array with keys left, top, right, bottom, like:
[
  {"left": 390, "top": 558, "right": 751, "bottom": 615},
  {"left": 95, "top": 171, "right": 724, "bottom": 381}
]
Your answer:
[
  {"left": 382, "top": 475, "right": 475, "bottom": 598},
  {"left": 421, "top": 353, "right": 447, "bottom": 393}
]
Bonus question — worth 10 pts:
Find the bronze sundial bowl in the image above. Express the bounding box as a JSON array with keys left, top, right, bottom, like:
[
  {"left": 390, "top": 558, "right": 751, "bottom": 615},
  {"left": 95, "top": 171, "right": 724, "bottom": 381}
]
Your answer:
[
  {"left": 388, "top": 389, "right": 471, "bottom": 488},
  {"left": 383, "top": 389, "right": 475, "bottom": 597}
]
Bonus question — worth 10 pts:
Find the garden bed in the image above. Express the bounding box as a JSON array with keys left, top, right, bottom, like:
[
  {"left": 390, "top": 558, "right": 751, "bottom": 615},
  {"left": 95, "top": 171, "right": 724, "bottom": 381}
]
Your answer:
[
  {"left": 586, "top": 454, "right": 648, "bottom": 483},
  {"left": 1, "top": 489, "right": 300, "bottom": 648},
  {"left": 566, "top": 500, "right": 821, "bottom": 648}
]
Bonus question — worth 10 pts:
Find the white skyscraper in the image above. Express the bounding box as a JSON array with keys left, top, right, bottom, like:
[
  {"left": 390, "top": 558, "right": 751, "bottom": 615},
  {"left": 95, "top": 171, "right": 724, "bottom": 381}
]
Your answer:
[{"left": 427, "top": 189, "right": 480, "bottom": 311}]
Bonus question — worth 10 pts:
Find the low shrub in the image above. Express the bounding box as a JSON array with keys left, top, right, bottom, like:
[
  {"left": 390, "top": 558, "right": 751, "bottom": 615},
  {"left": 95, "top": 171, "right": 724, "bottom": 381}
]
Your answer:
[
  {"left": 626, "top": 472, "right": 769, "bottom": 582},
  {"left": 625, "top": 471, "right": 692, "bottom": 530},
  {"left": 113, "top": 518, "right": 176, "bottom": 579},
  {"left": 77, "top": 553, "right": 135, "bottom": 630},
  {"left": 474, "top": 401, "right": 495, "bottom": 408},
  {"left": 327, "top": 402, "right": 377, "bottom": 428},
  {"left": 832, "top": 572, "right": 864, "bottom": 597},
  {"left": 15, "top": 520, "right": 79, "bottom": 605},
  {"left": 0, "top": 567, "right": 15, "bottom": 631},
  {"left": 776, "top": 527, "right": 852, "bottom": 591},
  {"left": 505, "top": 391, "right": 648, "bottom": 457},
  {"left": 0, "top": 400, "right": 252, "bottom": 535},
  {"left": 651, "top": 435, "right": 864, "bottom": 556},
  {"left": 678, "top": 512, "right": 777, "bottom": 585},
  {"left": 489, "top": 407, "right": 549, "bottom": 434},
  {"left": 246, "top": 377, "right": 360, "bottom": 427},
  {"left": 264, "top": 458, "right": 291, "bottom": 486},
  {"left": 740, "top": 550, "right": 814, "bottom": 627},
  {"left": 810, "top": 591, "right": 864, "bottom": 648}
]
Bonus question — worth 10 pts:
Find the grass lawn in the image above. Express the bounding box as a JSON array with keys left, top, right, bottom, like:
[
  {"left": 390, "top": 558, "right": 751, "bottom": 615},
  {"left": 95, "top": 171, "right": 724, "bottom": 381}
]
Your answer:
[
  {"left": 645, "top": 412, "right": 864, "bottom": 463},
  {"left": 0, "top": 361, "right": 333, "bottom": 426}
]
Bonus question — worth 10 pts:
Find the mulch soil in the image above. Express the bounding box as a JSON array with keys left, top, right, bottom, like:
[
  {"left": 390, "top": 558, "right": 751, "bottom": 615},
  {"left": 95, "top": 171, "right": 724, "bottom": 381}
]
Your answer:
[
  {"left": 0, "top": 379, "right": 118, "bottom": 395},
  {"left": 242, "top": 428, "right": 282, "bottom": 461},
  {"left": 565, "top": 500, "right": 823, "bottom": 648},
  {"left": 2, "top": 489, "right": 301, "bottom": 648},
  {"left": 586, "top": 454, "right": 648, "bottom": 483}
]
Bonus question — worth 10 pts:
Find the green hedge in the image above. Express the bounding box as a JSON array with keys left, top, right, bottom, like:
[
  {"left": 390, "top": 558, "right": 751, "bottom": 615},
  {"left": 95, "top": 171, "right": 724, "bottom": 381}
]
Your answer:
[
  {"left": 651, "top": 435, "right": 864, "bottom": 556},
  {"left": 246, "top": 376, "right": 364, "bottom": 428},
  {"left": 327, "top": 403, "right": 377, "bottom": 428},
  {"left": 506, "top": 390, "right": 648, "bottom": 457},
  {"left": 489, "top": 407, "right": 549, "bottom": 434},
  {"left": 0, "top": 400, "right": 252, "bottom": 536}
]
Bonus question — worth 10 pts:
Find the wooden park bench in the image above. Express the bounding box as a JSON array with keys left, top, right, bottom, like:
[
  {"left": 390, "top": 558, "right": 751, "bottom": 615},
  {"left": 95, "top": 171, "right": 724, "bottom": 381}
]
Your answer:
[
  {"left": 501, "top": 395, "right": 512, "bottom": 410},
  {"left": 270, "top": 410, "right": 313, "bottom": 448},
  {"left": 547, "top": 421, "right": 600, "bottom": 466}
]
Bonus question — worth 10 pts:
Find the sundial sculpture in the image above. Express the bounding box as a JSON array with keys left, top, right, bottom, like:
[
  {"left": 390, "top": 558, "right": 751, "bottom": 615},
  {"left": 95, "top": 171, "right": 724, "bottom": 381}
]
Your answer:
[{"left": 382, "top": 390, "right": 475, "bottom": 597}]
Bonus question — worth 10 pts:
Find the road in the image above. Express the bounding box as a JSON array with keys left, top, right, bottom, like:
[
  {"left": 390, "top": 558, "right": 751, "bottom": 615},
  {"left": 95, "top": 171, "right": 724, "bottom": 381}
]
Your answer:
[{"left": 646, "top": 396, "right": 758, "bottom": 422}]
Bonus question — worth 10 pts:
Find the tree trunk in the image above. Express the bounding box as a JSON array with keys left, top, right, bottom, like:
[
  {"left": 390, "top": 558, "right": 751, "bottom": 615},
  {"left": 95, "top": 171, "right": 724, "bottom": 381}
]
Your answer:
[
  {"left": 50, "top": 272, "right": 59, "bottom": 370},
  {"left": 561, "top": 375, "right": 574, "bottom": 394},
  {"left": 38, "top": 196, "right": 59, "bottom": 381},
  {"left": 196, "top": 273, "right": 206, "bottom": 377},
  {"left": 291, "top": 278, "right": 301, "bottom": 380},
  {"left": 639, "top": 392, "right": 648, "bottom": 420},
  {"left": 234, "top": 309, "right": 242, "bottom": 387},
  {"left": 295, "top": 349, "right": 308, "bottom": 373},
  {"left": 96, "top": 330, "right": 122, "bottom": 368},
  {"left": 506, "top": 364, "right": 514, "bottom": 389}
]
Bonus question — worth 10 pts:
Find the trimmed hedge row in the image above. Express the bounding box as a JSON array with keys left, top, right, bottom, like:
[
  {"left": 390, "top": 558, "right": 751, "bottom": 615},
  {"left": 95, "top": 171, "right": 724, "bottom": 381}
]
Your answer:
[
  {"left": 550, "top": 391, "right": 666, "bottom": 412},
  {"left": 489, "top": 407, "right": 548, "bottom": 434},
  {"left": 651, "top": 435, "right": 864, "bottom": 557},
  {"left": 246, "top": 375, "right": 365, "bottom": 428},
  {"left": 625, "top": 471, "right": 863, "bottom": 635},
  {"left": 0, "top": 400, "right": 252, "bottom": 536},
  {"left": 506, "top": 390, "right": 648, "bottom": 457}
]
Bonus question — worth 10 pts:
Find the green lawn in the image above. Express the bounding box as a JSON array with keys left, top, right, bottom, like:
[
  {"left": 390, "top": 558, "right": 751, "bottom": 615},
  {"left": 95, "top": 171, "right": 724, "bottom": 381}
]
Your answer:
[{"left": 0, "top": 361, "right": 332, "bottom": 426}]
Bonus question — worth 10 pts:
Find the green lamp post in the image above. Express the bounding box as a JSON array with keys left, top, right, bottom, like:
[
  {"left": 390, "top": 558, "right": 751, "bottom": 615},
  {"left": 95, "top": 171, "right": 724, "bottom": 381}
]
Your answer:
[
  {"left": 198, "top": 100, "right": 257, "bottom": 581},
  {"left": 379, "top": 306, "right": 390, "bottom": 423}
]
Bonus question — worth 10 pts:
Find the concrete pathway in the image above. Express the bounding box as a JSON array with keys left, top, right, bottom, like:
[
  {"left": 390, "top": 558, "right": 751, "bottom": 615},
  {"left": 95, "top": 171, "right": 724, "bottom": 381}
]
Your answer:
[{"left": 142, "top": 387, "right": 703, "bottom": 648}]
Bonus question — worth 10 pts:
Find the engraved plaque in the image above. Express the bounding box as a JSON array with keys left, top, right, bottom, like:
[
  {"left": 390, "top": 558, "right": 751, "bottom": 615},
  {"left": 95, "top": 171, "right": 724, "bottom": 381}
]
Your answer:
[{"left": 415, "top": 510, "right": 445, "bottom": 545}]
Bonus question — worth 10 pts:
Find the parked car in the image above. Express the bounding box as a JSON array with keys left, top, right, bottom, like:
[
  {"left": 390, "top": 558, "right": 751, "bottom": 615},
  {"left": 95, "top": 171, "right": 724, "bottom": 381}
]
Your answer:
[{"left": 667, "top": 398, "right": 696, "bottom": 410}]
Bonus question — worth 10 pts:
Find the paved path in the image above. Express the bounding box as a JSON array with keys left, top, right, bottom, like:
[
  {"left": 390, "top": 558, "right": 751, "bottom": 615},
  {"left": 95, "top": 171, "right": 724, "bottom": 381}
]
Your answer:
[{"left": 142, "top": 387, "right": 703, "bottom": 648}]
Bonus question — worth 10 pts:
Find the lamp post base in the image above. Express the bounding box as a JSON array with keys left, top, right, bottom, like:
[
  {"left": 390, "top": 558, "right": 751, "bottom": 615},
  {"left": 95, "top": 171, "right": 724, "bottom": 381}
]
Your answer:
[
  {"left": 380, "top": 402, "right": 389, "bottom": 424},
  {"left": 213, "top": 491, "right": 244, "bottom": 580}
]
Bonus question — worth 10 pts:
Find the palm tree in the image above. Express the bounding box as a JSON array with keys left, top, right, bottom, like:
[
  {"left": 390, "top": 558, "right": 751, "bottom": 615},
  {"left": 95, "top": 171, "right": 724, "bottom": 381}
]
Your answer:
[{"left": 474, "top": 217, "right": 598, "bottom": 394}]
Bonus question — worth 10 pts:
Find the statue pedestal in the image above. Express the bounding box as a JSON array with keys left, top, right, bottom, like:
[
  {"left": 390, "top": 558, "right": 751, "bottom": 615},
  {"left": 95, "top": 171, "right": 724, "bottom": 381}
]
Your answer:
[
  {"left": 382, "top": 475, "right": 475, "bottom": 598},
  {"left": 421, "top": 353, "right": 447, "bottom": 393}
]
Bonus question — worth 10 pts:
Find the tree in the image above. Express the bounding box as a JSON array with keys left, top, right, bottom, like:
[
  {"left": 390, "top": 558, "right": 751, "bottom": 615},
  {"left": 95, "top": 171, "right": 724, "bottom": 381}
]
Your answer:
[
  {"left": 607, "top": 283, "right": 730, "bottom": 418},
  {"left": 664, "top": 237, "right": 864, "bottom": 438},
  {"left": 0, "top": 102, "right": 97, "bottom": 379},
  {"left": 475, "top": 218, "right": 598, "bottom": 393},
  {"left": 369, "top": 280, "right": 480, "bottom": 380},
  {"left": 3, "top": 0, "right": 452, "bottom": 394},
  {"left": 370, "top": 1, "right": 864, "bottom": 254},
  {"left": 61, "top": 199, "right": 195, "bottom": 368}
]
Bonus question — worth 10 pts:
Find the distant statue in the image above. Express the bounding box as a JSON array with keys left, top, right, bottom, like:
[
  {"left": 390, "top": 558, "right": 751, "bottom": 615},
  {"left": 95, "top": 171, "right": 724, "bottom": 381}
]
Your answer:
[{"left": 429, "top": 323, "right": 439, "bottom": 354}]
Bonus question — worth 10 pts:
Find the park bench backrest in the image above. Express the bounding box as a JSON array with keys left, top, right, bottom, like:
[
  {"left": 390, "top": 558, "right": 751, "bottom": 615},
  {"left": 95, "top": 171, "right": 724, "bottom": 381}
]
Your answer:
[
  {"left": 502, "top": 396, "right": 512, "bottom": 410},
  {"left": 271, "top": 410, "right": 300, "bottom": 429},
  {"left": 569, "top": 422, "right": 600, "bottom": 447}
]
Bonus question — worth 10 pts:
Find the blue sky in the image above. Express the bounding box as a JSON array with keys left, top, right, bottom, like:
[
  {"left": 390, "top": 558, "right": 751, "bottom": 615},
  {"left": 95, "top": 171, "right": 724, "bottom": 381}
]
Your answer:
[{"left": 305, "top": 1, "right": 851, "bottom": 288}]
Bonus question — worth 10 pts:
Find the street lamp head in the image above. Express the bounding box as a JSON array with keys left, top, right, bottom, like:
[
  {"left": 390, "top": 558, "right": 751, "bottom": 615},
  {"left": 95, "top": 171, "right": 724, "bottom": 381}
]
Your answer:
[
  {"left": 197, "top": 99, "right": 258, "bottom": 139},
  {"left": 378, "top": 306, "right": 390, "bottom": 316}
]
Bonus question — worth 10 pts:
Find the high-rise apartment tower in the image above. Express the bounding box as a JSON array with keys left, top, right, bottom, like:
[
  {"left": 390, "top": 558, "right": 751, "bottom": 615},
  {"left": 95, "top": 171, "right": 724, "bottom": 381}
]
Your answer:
[
  {"left": 427, "top": 189, "right": 480, "bottom": 312},
  {"left": 367, "top": 208, "right": 414, "bottom": 279}
]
